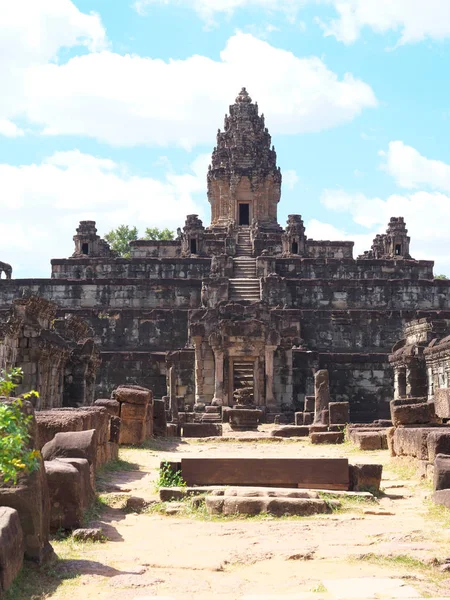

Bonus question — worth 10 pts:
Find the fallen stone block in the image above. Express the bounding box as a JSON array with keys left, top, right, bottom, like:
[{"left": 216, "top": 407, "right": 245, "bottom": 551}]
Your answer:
[
  {"left": 42, "top": 429, "right": 97, "bottom": 468},
  {"left": 112, "top": 384, "right": 152, "bottom": 405},
  {"left": 427, "top": 431, "right": 450, "bottom": 462},
  {"left": 205, "top": 495, "right": 337, "bottom": 517},
  {"left": 329, "top": 402, "right": 349, "bottom": 425},
  {"left": 72, "top": 528, "right": 106, "bottom": 542},
  {"left": 433, "top": 489, "right": 450, "bottom": 509},
  {"left": 94, "top": 399, "right": 120, "bottom": 416},
  {"left": 270, "top": 426, "right": 309, "bottom": 438},
  {"left": 310, "top": 432, "right": 344, "bottom": 445},
  {"left": 229, "top": 408, "right": 262, "bottom": 431},
  {"left": 0, "top": 458, "right": 53, "bottom": 564},
  {"left": 352, "top": 431, "right": 383, "bottom": 451},
  {"left": 166, "top": 423, "right": 180, "bottom": 437},
  {"left": 183, "top": 422, "right": 222, "bottom": 437},
  {"left": 309, "top": 424, "right": 328, "bottom": 433},
  {"left": 45, "top": 459, "right": 91, "bottom": 531},
  {"left": 0, "top": 507, "right": 24, "bottom": 595},
  {"left": 349, "top": 464, "right": 383, "bottom": 492},
  {"left": 294, "top": 412, "right": 303, "bottom": 426},
  {"left": 390, "top": 398, "right": 435, "bottom": 426},
  {"left": 392, "top": 427, "right": 438, "bottom": 460},
  {"left": 434, "top": 454, "right": 450, "bottom": 491},
  {"left": 181, "top": 457, "right": 349, "bottom": 490}
]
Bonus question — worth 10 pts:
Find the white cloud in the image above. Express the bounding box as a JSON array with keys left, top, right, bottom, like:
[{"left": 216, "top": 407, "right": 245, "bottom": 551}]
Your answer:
[
  {"left": 381, "top": 141, "right": 450, "bottom": 193},
  {"left": 134, "top": 0, "right": 450, "bottom": 46},
  {"left": 319, "top": 187, "right": 450, "bottom": 273},
  {"left": 319, "top": 0, "right": 450, "bottom": 46},
  {"left": 2, "top": 25, "right": 376, "bottom": 147},
  {"left": 0, "top": 150, "right": 206, "bottom": 278},
  {"left": 306, "top": 218, "right": 373, "bottom": 256}
]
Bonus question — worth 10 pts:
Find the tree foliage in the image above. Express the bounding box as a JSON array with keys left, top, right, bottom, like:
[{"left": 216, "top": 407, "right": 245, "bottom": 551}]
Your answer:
[
  {"left": 144, "top": 227, "right": 174, "bottom": 241},
  {"left": 104, "top": 225, "right": 174, "bottom": 257},
  {"left": 435, "top": 274, "right": 449, "bottom": 280},
  {"left": 104, "top": 225, "right": 138, "bottom": 258},
  {"left": 0, "top": 367, "right": 40, "bottom": 484}
]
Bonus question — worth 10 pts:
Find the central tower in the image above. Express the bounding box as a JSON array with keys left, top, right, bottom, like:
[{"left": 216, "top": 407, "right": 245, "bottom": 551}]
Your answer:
[{"left": 207, "top": 88, "right": 282, "bottom": 228}]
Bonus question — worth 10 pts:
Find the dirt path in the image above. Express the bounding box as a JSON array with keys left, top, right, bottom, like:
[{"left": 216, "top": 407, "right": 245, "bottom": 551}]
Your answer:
[{"left": 17, "top": 434, "right": 450, "bottom": 600}]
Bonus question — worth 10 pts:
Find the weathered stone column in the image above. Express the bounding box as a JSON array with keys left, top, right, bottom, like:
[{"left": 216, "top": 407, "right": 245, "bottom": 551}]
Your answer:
[
  {"left": 314, "top": 369, "right": 331, "bottom": 423},
  {"left": 212, "top": 349, "right": 224, "bottom": 406},
  {"left": 265, "top": 346, "right": 277, "bottom": 408},
  {"left": 193, "top": 336, "right": 204, "bottom": 405},
  {"left": 168, "top": 365, "right": 178, "bottom": 421}
]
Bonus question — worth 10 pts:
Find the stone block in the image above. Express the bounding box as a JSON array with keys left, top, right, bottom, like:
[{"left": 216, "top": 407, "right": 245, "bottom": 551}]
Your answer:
[
  {"left": 309, "top": 424, "right": 328, "bottom": 433},
  {"left": 392, "top": 427, "right": 438, "bottom": 460},
  {"left": 270, "top": 426, "right": 309, "bottom": 437},
  {"left": 119, "top": 419, "right": 146, "bottom": 445},
  {"left": 222, "top": 407, "right": 231, "bottom": 423},
  {"left": 433, "top": 489, "right": 450, "bottom": 508},
  {"left": 427, "top": 431, "right": 450, "bottom": 462},
  {"left": 310, "top": 432, "right": 344, "bottom": 445},
  {"left": 229, "top": 408, "right": 262, "bottom": 431},
  {"left": 112, "top": 384, "right": 152, "bottom": 405},
  {"left": 349, "top": 464, "right": 383, "bottom": 492},
  {"left": 153, "top": 399, "right": 167, "bottom": 437},
  {"left": 205, "top": 495, "right": 334, "bottom": 517},
  {"left": 390, "top": 399, "right": 434, "bottom": 426},
  {"left": 181, "top": 457, "right": 349, "bottom": 490},
  {"left": 45, "top": 458, "right": 92, "bottom": 531},
  {"left": 352, "top": 432, "right": 383, "bottom": 451},
  {"left": 0, "top": 507, "right": 24, "bottom": 594},
  {"left": 303, "top": 412, "right": 313, "bottom": 425},
  {"left": 0, "top": 458, "right": 53, "bottom": 564},
  {"left": 294, "top": 412, "right": 303, "bottom": 426},
  {"left": 166, "top": 423, "right": 180, "bottom": 437},
  {"left": 434, "top": 388, "right": 450, "bottom": 419},
  {"left": 304, "top": 396, "right": 315, "bottom": 412},
  {"left": 42, "top": 429, "right": 98, "bottom": 470},
  {"left": 109, "top": 415, "right": 121, "bottom": 443},
  {"left": 183, "top": 423, "right": 222, "bottom": 437},
  {"left": 94, "top": 398, "right": 120, "bottom": 416},
  {"left": 434, "top": 454, "right": 450, "bottom": 491},
  {"left": 329, "top": 402, "right": 349, "bottom": 425},
  {"left": 120, "top": 402, "right": 147, "bottom": 420}
]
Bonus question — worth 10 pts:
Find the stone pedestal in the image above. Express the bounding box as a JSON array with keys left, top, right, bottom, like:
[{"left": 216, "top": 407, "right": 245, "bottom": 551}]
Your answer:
[{"left": 229, "top": 408, "right": 262, "bottom": 431}]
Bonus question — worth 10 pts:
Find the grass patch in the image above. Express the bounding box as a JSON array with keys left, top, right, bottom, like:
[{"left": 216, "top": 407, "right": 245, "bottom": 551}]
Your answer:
[
  {"left": 82, "top": 495, "right": 108, "bottom": 526},
  {"left": 97, "top": 458, "right": 140, "bottom": 473},
  {"left": 311, "top": 582, "right": 327, "bottom": 593},
  {"left": 154, "top": 461, "right": 186, "bottom": 490},
  {"left": 424, "top": 497, "right": 450, "bottom": 528},
  {"left": 386, "top": 457, "right": 419, "bottom": 481},
  {"left": 319, "top": 492, "right": 378, "bottom": 513}
]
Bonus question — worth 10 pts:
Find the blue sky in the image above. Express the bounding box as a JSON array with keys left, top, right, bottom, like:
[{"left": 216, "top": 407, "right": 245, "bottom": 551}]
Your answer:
[{"left": 2, "top": 0, "right": 450, "bottom": 277}]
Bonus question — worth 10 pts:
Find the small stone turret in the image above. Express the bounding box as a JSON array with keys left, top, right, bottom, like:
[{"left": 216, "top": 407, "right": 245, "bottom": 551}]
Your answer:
[
  {"left": 207, "top": 88, "right": 281, "bottom": 228},
  {"left": 181, "top": 215, "right": 205, "bottom": 257},
  {"left": 359, "top": 217, "right": 412, "bottom": 260},
  {"left": 282, "top": 215, "right": 307, "bottom": 256},
  {"left": 72, "top": 221, "right": 116, "bottom": 258}
]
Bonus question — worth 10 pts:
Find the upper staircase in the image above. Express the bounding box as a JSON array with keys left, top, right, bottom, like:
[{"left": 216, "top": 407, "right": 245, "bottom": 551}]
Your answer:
[{"left": 229, "top": 227, "right": 261, "bottom": 302}]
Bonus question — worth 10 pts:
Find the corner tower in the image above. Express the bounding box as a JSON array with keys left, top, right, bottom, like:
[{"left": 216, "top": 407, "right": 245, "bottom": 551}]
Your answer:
[{"left": 207, "top": 88, "right": 282, "bottom": 228}]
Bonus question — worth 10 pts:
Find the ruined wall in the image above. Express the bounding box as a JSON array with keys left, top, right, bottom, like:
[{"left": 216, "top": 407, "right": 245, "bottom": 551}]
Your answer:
[
  {"left": 51, "top": 258, "right": 210, "bottom": 280},
  {"left": 292, "top": 351, "right": 392, "bottom": 422}
]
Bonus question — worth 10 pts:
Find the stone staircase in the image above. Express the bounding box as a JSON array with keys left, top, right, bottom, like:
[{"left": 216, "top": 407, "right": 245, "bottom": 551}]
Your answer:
[
  {"left": 233, "top": 361, "right": 254, "bottom": 391},
  {"left": 229, "top": 279, "right": 261, "bottom": 302},
  {"left": 235, "top": 227, "right": 253, "bottom": 257},
  {"left": 228, "top": 227, "right": 261, "bottom": 302}
]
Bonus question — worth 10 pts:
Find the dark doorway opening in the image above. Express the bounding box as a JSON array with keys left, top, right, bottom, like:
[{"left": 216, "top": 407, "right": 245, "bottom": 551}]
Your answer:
[
  {"left": 395, "top": 244, "right": 401, "bottom": 255},
  {"left": 292, "top": 241, "right": 298, "bottom": 254},
  {"left": 239, "top": 204, "right": 250, "bottom": 226},
  {"left": 190, "top": 239, "right": 197, "bottom": 254},
  {"left": 81, "top": 243, "right": 89, "bottom": 255}
]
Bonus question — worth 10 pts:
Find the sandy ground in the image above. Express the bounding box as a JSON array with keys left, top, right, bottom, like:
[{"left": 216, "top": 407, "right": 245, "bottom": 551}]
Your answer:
[{"left": 45, "top": 430, "right": 450, "bottom": 600}]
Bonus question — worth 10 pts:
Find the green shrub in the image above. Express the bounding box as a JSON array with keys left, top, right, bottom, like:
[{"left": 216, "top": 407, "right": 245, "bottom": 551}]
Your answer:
[
  {"left": 0, "top": 367, "right": 40, "bottom": 484},
  {"left": 154, "top": 461, "right": 186, "bottom": 489}
]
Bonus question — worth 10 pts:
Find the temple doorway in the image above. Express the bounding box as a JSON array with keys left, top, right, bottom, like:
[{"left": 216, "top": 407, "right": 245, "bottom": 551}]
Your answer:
[
  {"left": 239, "top": 203, "right": 250, "bottom": 226},
  {"left": 232, "top": 360, "right": 254, "bottom": 401}
]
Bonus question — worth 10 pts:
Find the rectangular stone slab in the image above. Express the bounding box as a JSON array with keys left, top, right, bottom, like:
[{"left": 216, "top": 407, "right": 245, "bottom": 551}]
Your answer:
[{"left": 181, "top": 457, "right": 349, "bottom": 490}]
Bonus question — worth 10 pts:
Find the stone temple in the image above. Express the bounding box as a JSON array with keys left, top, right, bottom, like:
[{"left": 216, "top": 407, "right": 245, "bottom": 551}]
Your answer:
[{"left": 2, "top": 87, "right": 450, "bottom": 422}]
